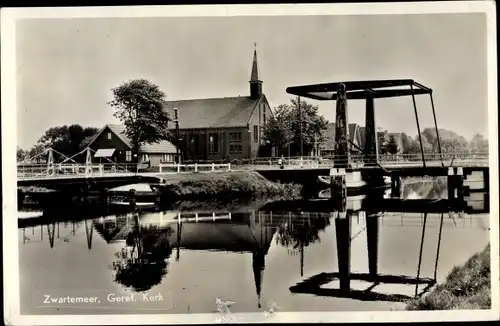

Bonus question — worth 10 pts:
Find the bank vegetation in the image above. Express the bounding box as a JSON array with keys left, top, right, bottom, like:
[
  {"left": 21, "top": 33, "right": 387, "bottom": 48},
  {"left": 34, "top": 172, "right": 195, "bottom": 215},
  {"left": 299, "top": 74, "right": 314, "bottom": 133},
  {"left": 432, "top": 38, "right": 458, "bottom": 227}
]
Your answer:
[
  {"left": 161, "top": 170, "right": 302, "bottom": 201},
  {"left": 407, "top": 244, "right": 491, "bottom": 310}
]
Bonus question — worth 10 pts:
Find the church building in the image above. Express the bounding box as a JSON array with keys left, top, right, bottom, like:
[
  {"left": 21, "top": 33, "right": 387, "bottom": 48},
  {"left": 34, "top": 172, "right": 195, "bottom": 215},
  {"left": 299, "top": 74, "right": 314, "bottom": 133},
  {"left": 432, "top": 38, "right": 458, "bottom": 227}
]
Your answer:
[{"left": 166, "top": 47, "right": 273, "bottom": 162}]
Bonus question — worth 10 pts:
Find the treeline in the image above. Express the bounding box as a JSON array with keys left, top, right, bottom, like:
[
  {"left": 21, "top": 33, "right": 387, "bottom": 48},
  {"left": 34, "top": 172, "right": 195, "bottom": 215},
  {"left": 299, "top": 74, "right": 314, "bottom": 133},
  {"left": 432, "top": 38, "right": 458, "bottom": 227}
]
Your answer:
[
  {"left": 378, "top": 128, "right": 489, "bottom": 155},
  {"left": 18, "top": 95, "right": 489, "bottom": 162},
  {"left": 17, "top": 124, "right": 99, "bottom": 162},
  {"left": 261, "top": 97, "right": 488, "bottom": 156},
  {"left": 19, "top": 79, "right": 174, "bottom": 163}
]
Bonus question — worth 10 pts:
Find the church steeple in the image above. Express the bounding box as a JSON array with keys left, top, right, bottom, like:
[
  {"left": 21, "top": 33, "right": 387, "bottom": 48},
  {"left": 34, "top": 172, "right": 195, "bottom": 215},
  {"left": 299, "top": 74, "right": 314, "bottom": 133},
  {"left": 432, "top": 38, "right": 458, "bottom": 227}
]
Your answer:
[{"left": 249, "top": 43, "right": 263, "bottom": 99}]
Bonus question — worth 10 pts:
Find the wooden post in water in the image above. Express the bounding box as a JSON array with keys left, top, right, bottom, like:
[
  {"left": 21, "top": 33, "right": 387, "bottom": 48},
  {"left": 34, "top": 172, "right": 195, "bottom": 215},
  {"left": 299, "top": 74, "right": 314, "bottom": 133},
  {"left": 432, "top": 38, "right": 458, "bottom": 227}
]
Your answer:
[
  {"left": 366, "top": 212, "right": 380, "bottom": 282},
  {"left": 456, "top": 167, "right": 464, "bottom": 203},
  {"left": 390, "top": 173, "right": 401, "bottom": 198},
  {"left": 447, "top": 167, "right": 456, "bottom": 202},
  {"left": 101, "top": 188, "right": 109, "bottom": 205},
  {"left": 129, "top": 189, "right": 136, "bottom": 210},
  {"left": 335, "top": 211, "right": 351, "bottom": 292},
  {"left": 483, "top": 168, "right": 490, "bottom": 193},
  {"left": 330, "top": 168, "right": 347, "bottom": 211},
  {"left": 176, "top": 218, "right": 182, "bottom": 261},
  {"left": 18, "top": 189, "right": 24, "bottom": 209}
]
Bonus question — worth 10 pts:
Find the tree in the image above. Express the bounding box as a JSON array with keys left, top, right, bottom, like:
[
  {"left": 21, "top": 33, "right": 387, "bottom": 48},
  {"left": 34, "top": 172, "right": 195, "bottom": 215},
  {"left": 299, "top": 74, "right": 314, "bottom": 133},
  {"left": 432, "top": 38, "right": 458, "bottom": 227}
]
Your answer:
[
  {"left": 24, "top": 144, "right": 46, "bottom": 162},
  {"left": 407, "top": 133, "right": 433, "bottom": 155},
  {"left": 17, "top": 147, "right": 27, "bottom": 162},
  {"left": 377, "top": 129, "right": 389, "bottom": 154},
  {"left": 262, "top": 105, "right": 294, "bottom": 155},
  {"left": 289, "top": 98, "right": 329, "bottom": 156},
  {"left": 400, "top": 132, "right": 412, "bottom": 154},
  {"left": 37, "top": 124, "right": 99, "bottom": 157},
  {"left": 468, "top": 133, "right": 489, "bottom": 153},
  {"left": 109, "top": 79, "right": 172, "bottom": 163},
  {"left": 422, "top": 128, "right": 468, "bottom": 153},
  {"left": 262, "top": 98, "right": 328, "bottom": 157},
  {"left": 386, "top": 134, "right": 399, "bottom": 154}
]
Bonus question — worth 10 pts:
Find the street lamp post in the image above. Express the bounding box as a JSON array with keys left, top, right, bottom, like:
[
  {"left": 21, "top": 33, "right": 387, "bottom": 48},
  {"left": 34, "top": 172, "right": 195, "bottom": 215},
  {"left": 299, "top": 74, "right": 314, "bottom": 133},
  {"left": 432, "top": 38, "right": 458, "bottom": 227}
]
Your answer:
[{"left": 174, "top": 108, "right": 180, "bottom": 164}]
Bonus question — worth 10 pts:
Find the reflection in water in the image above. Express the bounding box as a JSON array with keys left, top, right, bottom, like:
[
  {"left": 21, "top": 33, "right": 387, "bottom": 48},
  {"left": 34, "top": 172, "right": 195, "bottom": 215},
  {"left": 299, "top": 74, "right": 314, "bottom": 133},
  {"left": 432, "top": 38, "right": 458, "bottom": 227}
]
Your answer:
[
  {"left": 289, "top": 211, "right": 443, "bottom": 302},
  {"left": 274, "top": 212, "right": 331, "bottom": 276},
  {"left": 112, "top": 215, "right": 174, "bottom": 292},
  {"left": 402, "top": 177, "right": 447, "bottom": 199},
  {"left": 17, "top": 179, "right": 490, "bottom": 314}
]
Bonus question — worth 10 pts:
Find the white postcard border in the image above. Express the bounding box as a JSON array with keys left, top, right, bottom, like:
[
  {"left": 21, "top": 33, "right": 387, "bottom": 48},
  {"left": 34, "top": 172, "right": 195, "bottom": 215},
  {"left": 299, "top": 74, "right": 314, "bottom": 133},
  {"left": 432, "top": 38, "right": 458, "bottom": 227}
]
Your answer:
[{"left": 2, "top": 1, "right": 498, "bottom": 324}]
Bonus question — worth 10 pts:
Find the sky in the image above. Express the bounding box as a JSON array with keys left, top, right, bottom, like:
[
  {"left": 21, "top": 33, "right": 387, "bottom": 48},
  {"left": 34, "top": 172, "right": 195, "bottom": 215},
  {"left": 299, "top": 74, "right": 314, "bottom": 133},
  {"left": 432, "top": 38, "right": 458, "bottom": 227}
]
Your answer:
[{"left": 16, "top": 13, "right": 488, "bottom": 149}]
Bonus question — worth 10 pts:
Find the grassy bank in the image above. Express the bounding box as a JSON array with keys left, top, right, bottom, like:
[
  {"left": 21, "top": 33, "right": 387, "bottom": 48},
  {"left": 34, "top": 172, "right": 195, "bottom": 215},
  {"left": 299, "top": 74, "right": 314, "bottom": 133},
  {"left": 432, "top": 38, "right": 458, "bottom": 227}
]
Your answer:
[
  {"left": 161, "top": 171, "right": 302, "bottom": 200},
  {"left": 406, "top": 244, "right": 491, "bottom": 310}
]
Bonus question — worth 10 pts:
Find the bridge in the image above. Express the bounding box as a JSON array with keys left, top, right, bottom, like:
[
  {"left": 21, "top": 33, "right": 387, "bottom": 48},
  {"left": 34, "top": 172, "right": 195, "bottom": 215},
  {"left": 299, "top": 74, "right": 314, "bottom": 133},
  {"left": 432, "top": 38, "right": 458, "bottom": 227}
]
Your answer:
[
  {"left": 16, "top": 151, "right": 489, "bottom": 195},
  {"left": 17, "top": 79, "right": 489, "bottom": 195}
]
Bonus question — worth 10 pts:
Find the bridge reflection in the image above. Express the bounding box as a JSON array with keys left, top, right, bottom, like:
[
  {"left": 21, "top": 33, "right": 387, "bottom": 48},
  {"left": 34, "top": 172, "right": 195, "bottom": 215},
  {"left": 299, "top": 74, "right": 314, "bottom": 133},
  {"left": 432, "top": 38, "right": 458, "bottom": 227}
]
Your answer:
[{"left": 289, "top": 210, "right": 441, "bottom": 302}]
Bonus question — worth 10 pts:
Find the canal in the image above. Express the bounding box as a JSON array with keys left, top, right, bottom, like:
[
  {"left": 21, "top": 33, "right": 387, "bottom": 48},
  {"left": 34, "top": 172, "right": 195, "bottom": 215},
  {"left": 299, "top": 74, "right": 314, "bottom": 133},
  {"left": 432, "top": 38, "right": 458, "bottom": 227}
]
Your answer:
[{"left": 18, "top": 179, "right": 490, "bottom": 315}]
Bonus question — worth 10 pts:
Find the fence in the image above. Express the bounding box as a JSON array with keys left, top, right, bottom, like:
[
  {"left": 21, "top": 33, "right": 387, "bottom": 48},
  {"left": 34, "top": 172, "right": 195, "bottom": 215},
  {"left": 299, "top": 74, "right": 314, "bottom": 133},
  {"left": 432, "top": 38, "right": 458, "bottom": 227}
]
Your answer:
[
  {"left": 17, "top": 163, "right": 138, "bottom": 179},
  {"left": 17, "top": 152, "right": 489, "bottom": 179},
  {"left": 159, "top": 163, "right": 231, "bottom": 173}
]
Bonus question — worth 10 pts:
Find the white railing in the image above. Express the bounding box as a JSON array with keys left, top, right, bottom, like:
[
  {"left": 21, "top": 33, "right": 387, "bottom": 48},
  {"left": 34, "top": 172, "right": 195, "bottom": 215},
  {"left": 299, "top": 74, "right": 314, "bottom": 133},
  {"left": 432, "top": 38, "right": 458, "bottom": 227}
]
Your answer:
[
  {"left": 17, "top": 152, "right": 489, "bottom": 180},
  {"left": 17, "top": 163, "right": 138, "bottom": 180},
  {"left": 159, "top": 163, "right": 231, "bottom": 173}
]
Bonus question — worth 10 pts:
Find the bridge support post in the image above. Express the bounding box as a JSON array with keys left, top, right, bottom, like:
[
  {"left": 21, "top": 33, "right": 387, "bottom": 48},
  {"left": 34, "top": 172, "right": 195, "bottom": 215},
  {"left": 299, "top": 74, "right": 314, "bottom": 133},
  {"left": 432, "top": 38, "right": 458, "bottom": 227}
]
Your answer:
[
  {"left": 17, "top": 189, "right": 25, "bottom": 208},
  {"left": 334, "top": 83, "right": 350, "bottom": 168},
  {"left": 447, "top": 168, "right": 464, "bottom": 203},
  {"left": 85, "top": 148, "right": 93, "bottom": 177},
  {"left": 366, "top": 212, "right": 380, "bottom": 282},
  {"left": 364, "top": 96, "right": 379, "bottom": 166},
  {"left": 47, "top": 148, "right": 54, "bottom": 176},
  {"left": 129, "top": 189, "right": 136, "bottom": 210},
  {"left": 390, "top": 173, "right": 401, "bottom": 198},
  {"left": 456, "top": 168, "right": 464, "bottom": 203},
  {"left": 335, "top": 212, "right": 351, "bottom": 292},
  {"left": 330, "top": 168, "right": 347, "bottom": 210},
  {"left": 483, "top": 168, "right": 490, "bottom": 193},
  {"left": 101, "top": 188, "right": 109, "bottom": 205}
]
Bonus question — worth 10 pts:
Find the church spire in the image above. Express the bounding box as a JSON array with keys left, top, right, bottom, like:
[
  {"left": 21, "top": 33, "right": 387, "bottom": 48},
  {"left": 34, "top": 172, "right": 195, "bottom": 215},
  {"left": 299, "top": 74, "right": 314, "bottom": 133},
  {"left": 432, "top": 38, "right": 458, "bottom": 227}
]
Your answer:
[
  {"left": 251, "top": 43, "right": 259, "bottom": 81},
  {"left": 249, "top": 43, "right": 263, "bottom": 99}
]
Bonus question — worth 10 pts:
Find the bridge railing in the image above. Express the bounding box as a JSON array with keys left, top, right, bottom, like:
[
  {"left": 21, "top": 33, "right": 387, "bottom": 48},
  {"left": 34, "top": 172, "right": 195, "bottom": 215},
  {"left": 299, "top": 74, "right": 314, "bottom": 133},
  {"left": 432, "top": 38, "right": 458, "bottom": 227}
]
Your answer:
[
  {"left": 159, "top": 163, "right": 231, "bottom": 173},
  {"left": 229, "top": 152, "right": 490, "bottom": 169},
  {"left": 17, "top": 152, "right": 489, "bottom": 179},
  {"left": 17, "top": 163, "right": 139, "bottom": 179}
]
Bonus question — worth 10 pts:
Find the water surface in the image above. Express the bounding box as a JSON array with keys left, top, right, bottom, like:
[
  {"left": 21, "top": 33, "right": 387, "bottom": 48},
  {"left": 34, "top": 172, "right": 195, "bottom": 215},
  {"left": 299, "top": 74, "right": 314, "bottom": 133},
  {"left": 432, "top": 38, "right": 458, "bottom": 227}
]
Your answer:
[{"left": 18, "top": 180, "right": 490, "bottom": 314}]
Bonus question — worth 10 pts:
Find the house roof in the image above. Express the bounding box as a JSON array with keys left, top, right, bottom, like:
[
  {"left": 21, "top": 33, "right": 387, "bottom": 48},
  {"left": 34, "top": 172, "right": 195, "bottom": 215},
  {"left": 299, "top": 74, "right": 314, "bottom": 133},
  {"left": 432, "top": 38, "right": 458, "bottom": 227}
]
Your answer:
[
  {"left": 87, "top": 124, "right": 177, "bottom": 154},
  {"left": 165, "top": 95, "right": 264, "bottom": 129},
  {"left": 322, "top": 123, "right": 360, "bottom": 150}
]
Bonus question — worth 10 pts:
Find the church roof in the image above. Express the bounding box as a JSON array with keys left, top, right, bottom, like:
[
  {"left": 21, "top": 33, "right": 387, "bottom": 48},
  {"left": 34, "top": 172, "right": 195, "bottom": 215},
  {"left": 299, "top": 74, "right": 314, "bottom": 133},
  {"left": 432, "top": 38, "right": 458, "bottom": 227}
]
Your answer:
[{"left": 165, "top": 95, "right": 265, "bottom": 129}]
